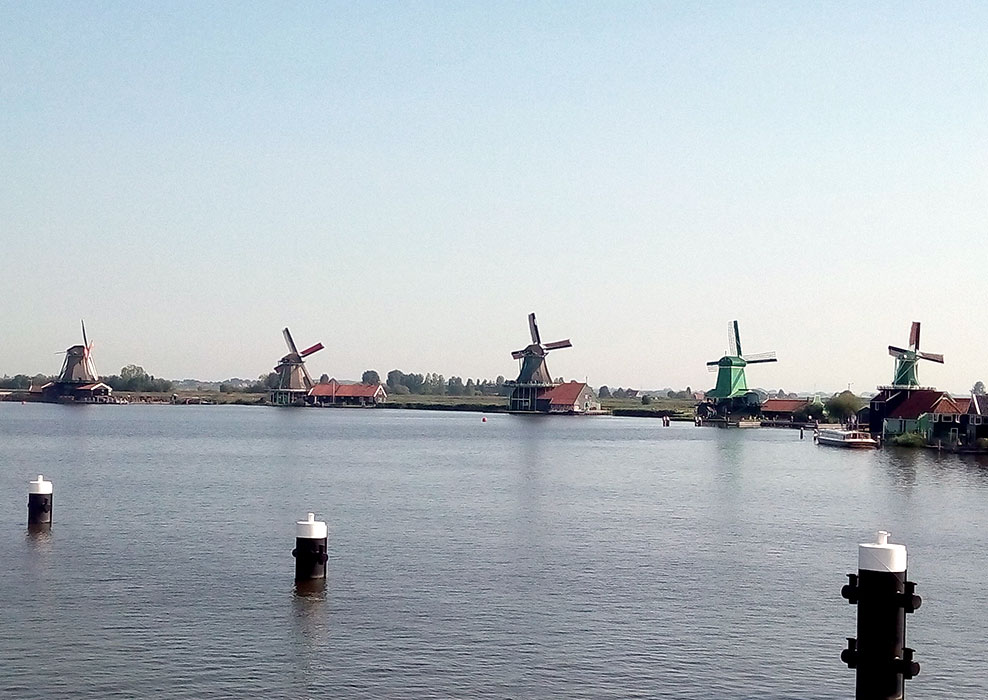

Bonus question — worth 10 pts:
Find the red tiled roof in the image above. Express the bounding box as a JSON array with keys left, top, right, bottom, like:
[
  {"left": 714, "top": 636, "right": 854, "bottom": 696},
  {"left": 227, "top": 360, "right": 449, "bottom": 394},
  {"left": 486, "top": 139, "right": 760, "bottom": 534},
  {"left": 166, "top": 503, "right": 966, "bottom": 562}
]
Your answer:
[
  {"left": 308, "top": 380, "right": 341, "bottom": 396},
  {"left": 761, "top": 398, "right": 809, "bottom": 413},
  {"left": 77, "top": 382, "right": 111, "bottom": 391},
  {"left": 309, "top": 381, "right": 383, "bottom": 398},
  {"left": 538, "top": 382, "right": 588, "bottom": 406},
  {"left": 933, "top": 396, "right": 970, "bottom": 414},
  {"left": 888, "top": 390, "right": 946, "bottom": 419}
]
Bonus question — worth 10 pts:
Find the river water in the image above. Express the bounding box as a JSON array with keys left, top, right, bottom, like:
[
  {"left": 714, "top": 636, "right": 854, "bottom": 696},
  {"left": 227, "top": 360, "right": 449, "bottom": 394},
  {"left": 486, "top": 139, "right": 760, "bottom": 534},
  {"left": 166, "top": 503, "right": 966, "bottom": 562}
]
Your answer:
[{"left": 0, "top": 403, "right": 986, "bottom": 698}]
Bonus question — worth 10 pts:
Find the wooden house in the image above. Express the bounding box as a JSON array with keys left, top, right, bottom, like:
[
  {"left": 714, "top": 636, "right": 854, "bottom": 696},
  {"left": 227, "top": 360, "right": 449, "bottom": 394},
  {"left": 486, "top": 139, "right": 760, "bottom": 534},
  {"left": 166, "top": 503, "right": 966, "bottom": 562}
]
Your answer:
[
  {"left": 537, "top": 382, "right": 600, "bottom": 414},
  {"left": 308, "top": 380, "right": 387, "bottom": 406}
]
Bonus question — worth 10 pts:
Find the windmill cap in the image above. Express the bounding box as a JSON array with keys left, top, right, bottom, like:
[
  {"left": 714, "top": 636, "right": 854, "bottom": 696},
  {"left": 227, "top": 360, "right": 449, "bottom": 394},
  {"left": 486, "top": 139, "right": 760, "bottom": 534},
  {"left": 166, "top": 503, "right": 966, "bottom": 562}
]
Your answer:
[
  {"left": 295, "top": 512, "right": 327, "bottom": 539},
  {"left": 858, "top": 530, "right": 907, "bottom": 573},
  {"left": 28, "top": 474, "right": 53, "bottom": 495}
]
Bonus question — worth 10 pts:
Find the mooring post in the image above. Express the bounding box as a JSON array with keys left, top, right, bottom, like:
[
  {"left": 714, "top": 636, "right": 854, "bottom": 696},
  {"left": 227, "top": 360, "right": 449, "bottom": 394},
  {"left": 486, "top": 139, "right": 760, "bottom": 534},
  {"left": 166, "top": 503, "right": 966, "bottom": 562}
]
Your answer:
[
  {"left": 841, "top": 531, "right": 921, "bottom": 699},
  {"left": 27, "top": 474, "right": 53, "bottom": 526},
  {"left": 292, "top": 512, "right": 328, "bottom": 581}
]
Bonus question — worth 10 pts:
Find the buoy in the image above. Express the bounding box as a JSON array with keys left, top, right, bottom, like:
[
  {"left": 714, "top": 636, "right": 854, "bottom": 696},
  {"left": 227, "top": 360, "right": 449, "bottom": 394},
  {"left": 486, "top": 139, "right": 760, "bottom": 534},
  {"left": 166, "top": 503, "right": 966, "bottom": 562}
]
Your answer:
[
  {"left": 841, "top": 531, "right": 921, "bottom": 697},
  {"left": 28, "top": 474, "right": 53, "bottom": 526},
  {"left": 482, "top": 416, "right": 487, "bottom": 422},
  {"left": 291, "top": 512, "right": 328, "bottom": 581}
]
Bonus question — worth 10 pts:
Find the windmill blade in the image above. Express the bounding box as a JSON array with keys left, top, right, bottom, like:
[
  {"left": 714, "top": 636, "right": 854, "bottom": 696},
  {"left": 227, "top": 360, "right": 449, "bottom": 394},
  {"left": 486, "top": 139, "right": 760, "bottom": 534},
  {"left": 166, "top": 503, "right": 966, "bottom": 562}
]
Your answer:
[
  {"left": 81, "top": 320, "right": 89, "bottom": 349},
  {"left": 746, "top": 357, "right": 778, "bottom": 364},
  {"left": 743, "top": 351, "right": 776, "bottom": 362},
  {"left": 706, "top": 360, "right": 721, "bottom": 366},
  {"left": 909, "top": 322, "right": 921, "bottom": 350},
  {"left": 283, "top": 327, "right": 300, "bottom": 356},
  {"left": 707, "top": 364, "right": 719, "bottom": 372},
  {"left": 917, "top": 351, "right": 944, "bottom": 364},
  {"left": 300, "top": 342, "right": 324, "bottom": 358},
  {"left": 543, "top": 339, "right": 572, "bottom": 350},
  {"left": 511, "top": 349, "right": 526, "bottom": 360},
  {"left": 728, "top": 321, "right": 740, "bottom": 357},
  {"left": 888, "top": 345, "right": 909, "bottom": 358},
  {"left": 528, "top": 313, "right": 541, "bottom": 345},
  {"left": 300, "top": 362, "right": 313, "bottom": 388}
]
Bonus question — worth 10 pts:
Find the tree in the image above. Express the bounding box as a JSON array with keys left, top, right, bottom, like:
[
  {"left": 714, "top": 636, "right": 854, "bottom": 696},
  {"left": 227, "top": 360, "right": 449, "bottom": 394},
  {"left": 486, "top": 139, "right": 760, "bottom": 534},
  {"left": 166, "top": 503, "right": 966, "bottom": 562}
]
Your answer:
[
  {"left": 319, "top": 373, "right": 330, "bottom": 384},
  {"left": 641, "top": 394, "right": 652, "bottom": 405},
  {"left": 973, "top": 381, "right": 986, "bottom": 395},
  {"left": 598, "top": 385, "right": 611, "bottom": 398},
  {"left": 825, "top": 391, "right": 864, "bottom": 421},
  {"left": 362, "top": 370, "right": 381, "bottom": 385}
]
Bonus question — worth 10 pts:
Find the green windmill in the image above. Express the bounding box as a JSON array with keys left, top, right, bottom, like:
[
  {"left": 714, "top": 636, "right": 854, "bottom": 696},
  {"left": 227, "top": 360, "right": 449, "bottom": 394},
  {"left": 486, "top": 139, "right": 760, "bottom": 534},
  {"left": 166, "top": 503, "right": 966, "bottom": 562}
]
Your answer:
[
  {"left": 887, "top": 321, "right": 943, "bottom": 387},
  {"left": 705, "top": 320, "right": 777, "bottom": 412}
]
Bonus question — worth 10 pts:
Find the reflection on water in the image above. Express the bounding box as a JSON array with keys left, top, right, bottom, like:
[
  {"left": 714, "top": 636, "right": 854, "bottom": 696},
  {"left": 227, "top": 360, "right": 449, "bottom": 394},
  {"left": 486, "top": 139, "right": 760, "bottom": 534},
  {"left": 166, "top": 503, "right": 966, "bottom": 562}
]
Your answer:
[{"left": 1, "top": 405, "right": 987, "bottom": 699}]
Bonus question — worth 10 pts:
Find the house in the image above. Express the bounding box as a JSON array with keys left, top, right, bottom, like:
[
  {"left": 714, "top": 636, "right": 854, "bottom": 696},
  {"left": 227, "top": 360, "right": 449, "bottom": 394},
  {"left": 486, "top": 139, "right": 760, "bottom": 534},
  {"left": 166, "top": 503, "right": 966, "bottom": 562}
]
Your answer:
[
  {"left": 308, "top": 380, "right": 387, "bottom": 407},
  {"left": 964, "top": 394, "right": 988, "bottom": 447},
  {"left": 881, "top": 389, "right": 946, "bottom": 437},
  {"left": 536, "top": 382, "right": 601, "bottom": 414},
  {"left": 870, "top": 388, "right": 944, "bottom": 436},
  {"left": 927, "top": 395, "right": 970, "bottom": 446},
  {"left": 760, "top": 398, "right": 811, "bottom": 420},
  {"left": 41, "top": 380, "right": 114, "bottom": 403}
]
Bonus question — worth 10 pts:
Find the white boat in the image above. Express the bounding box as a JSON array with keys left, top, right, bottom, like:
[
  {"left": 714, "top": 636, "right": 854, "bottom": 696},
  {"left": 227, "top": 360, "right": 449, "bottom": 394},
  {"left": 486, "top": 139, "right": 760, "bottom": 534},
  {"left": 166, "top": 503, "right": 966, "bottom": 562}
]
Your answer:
[{"left": 816, "top": 429, "right": 879, "bottom": 448}]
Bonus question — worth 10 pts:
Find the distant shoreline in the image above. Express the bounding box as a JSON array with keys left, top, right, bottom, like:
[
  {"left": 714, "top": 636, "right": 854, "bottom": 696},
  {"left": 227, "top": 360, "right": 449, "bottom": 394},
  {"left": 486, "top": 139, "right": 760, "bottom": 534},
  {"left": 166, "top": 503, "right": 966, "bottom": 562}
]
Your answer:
[{"left": 1, "top": 390, "right": 696, "bottom": 419}]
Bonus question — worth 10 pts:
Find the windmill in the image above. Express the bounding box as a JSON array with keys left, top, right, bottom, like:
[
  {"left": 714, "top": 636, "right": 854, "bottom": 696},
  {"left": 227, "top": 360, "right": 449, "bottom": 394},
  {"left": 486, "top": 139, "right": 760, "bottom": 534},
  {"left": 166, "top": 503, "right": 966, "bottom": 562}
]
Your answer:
[
  {"left": 57, "top": 320, "right": 99, "bottom": 384},
  {"left": 506, "top": 312, "right": 572, "bottom": 411},
  {"left": 511, "top": 312, "right": 572, "bottom": 383},
  {"left": 887, "top": 321, "right": 943, "bottom": 387},
  {"left": 271, "top": 327, "right": 324, "bottom": 404},
  {"left": 702, "top": 320, "right": 776, "bottom": 415}
]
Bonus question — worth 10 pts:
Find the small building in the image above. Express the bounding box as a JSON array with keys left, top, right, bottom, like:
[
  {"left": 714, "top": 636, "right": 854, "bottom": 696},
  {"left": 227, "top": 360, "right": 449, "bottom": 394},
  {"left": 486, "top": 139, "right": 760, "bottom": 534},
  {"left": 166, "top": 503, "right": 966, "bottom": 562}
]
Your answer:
[
  {"left": 927, "top": 395, "right": 970, "bottom": 446},
  {"left": 964, "top": 394, "right": 988, "bottom": 447},
  {"left": 760, "top": 397, "right": 811, "bottom": 420},
  {"left": 537, "top": 382, "right": 601, "bottom": 414},
  {"left": 308, "top": 380, "right": 387, "bottom": 407},
  {"left": 882, "top": 389, "right": 946, "bottom": 437},
  {"left": 41, "top": 381, "right": 114, "bottom": 403}
]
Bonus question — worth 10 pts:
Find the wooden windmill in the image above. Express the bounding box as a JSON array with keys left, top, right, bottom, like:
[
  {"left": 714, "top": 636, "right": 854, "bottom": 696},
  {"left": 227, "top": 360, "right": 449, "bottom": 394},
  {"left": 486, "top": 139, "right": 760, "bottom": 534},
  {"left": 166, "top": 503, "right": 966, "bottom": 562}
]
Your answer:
[
  {"left": 270, "top": 327, "right": 324, "bottom": 405},
  {"left": 887, "top": 321, "right": 943, "bottom": 388},
  {"left": 57, "top": 320, "right": 99, "bottom": 384},
  {"left": 505, "top": 312, "right": 572, "bottom": 411},
  {"left": 703, "top": 320, "right": 776, "bottom": 415},
  {"left": 42, "top": 320, "right": 113, "bottom": 402}
]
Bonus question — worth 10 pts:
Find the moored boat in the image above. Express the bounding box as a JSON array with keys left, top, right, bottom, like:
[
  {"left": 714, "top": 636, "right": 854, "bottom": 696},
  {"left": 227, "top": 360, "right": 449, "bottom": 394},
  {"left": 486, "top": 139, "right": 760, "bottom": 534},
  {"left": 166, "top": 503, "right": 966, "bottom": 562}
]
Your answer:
[{"left": 816, "top": 429, "right": 879, "bottom": 448}]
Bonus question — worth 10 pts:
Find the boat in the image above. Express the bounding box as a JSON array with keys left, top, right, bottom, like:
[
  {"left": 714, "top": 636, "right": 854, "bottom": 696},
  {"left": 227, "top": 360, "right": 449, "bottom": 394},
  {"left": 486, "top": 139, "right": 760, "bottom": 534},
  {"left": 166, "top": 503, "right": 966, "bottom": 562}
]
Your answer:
[{"left": 816, "top": 428, "right": 879, "bottom": 448}]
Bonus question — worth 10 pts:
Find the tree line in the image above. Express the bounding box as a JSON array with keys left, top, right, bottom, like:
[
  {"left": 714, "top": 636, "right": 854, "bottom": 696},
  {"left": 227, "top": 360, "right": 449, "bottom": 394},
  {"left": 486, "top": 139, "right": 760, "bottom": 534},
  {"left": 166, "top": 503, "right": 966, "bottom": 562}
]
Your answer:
[
  {"left": 384, "top": 370, "right": 508, "bottom": 396},
  {"left": 0, "top": 365, "right": 173, "bottom": 393}
]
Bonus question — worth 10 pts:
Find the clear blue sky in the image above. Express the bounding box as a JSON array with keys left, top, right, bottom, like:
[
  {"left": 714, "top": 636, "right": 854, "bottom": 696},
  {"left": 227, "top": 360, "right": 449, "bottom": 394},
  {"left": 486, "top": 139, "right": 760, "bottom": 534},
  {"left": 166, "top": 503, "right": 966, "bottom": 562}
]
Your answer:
[{"left": 2, "top": 1, "right": 986, "bottom": 392}]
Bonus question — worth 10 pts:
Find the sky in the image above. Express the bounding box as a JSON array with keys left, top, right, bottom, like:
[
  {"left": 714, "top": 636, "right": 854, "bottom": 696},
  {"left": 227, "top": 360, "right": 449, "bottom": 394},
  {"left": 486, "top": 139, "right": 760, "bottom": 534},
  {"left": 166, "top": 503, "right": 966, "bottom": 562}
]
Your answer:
[{"left": 2, "top": 1, "right": 986, "bottom": 393}]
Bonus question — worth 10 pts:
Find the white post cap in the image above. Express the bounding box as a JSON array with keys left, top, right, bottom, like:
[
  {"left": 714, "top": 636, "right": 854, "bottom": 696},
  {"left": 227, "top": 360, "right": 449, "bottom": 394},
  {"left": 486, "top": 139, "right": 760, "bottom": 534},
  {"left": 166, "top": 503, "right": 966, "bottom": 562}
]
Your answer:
[
  {"left": 28, "top": 475, "right": 53, "bottom": 495},
  {"left": 858, "top": 530, "right": 907, "bottom": 573},
  {"left": 295, "top": 512, "right": 328, "bottom": 539}
]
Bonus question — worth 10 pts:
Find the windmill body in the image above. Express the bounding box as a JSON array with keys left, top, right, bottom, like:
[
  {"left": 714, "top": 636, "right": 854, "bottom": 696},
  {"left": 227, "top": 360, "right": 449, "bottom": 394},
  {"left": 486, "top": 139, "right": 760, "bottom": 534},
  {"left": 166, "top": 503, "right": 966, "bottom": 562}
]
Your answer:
[
  {"left": 699, "top": 321, "right": 776, "bottom": 418},
  {"left": 504, "top": 313, "right": 573, "bottom": 412},
  {"left": 270, "top": 327, "right": 324, "bottom": 406}
]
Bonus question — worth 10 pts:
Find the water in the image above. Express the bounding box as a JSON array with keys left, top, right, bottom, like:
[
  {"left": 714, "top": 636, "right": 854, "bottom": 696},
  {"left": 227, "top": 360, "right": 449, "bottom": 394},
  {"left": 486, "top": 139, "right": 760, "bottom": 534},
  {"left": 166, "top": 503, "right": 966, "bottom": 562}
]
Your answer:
[{"left": 1, "top": 403, "right": 987, "bottom": 698}]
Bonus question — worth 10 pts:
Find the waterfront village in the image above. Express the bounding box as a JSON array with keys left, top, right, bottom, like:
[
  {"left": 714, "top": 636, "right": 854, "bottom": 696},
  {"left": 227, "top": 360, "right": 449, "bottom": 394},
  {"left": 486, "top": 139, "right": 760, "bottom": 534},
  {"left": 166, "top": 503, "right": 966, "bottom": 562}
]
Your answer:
[{"left": 2, "top": 317, "right": 987, "bottom": 454}]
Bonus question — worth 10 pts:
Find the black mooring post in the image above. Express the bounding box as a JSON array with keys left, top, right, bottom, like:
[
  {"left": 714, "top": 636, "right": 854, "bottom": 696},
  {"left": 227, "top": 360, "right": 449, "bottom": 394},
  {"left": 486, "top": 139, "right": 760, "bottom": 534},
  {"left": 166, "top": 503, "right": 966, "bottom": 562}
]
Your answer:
[
  {"left": 27, "top": 474, "right": 53, "bottom": 526},
  {"left": 292, "top": 512, "right": 328, "bottom": 581},
  {"left": 841, "top": 531, "right": 921, "bottom": 699}
]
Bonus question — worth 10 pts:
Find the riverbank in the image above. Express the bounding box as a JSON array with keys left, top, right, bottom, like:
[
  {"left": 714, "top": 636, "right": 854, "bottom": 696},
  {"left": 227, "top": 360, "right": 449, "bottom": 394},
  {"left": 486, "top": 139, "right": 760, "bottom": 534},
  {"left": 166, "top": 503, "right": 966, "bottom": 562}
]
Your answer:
[{"left": 3, "top": 389, "right": 698, "bottom": 419}]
